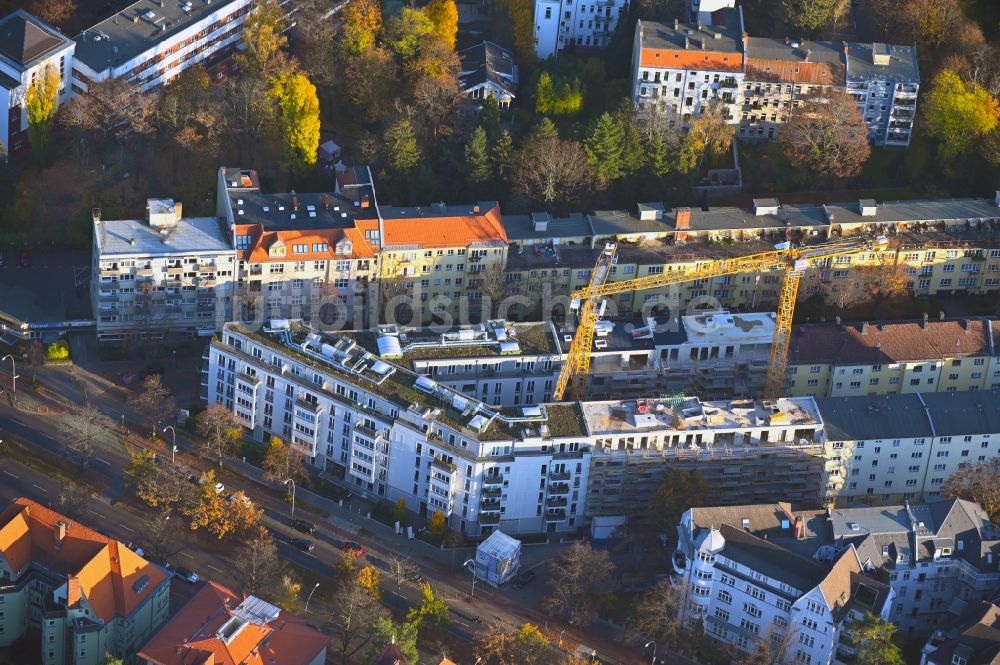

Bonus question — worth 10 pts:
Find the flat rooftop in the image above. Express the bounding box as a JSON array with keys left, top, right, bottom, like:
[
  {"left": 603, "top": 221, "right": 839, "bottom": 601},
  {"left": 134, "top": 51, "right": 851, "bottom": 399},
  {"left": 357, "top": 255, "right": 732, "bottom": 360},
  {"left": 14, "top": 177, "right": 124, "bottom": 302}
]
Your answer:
[
  {"left": 503, "top": 213, "right": 592, "bottom": 243},
  {"left": 229, "top": 188, "right": 365, "bottom": 232},
  {"left": 846, "top": 42, "right": 920, "bottom": 83},
  {"left": 351, "top": 320, "right": 560, "bottom": 361},
  {"left": 96, "top": 217, "right": 231, "bottom": 256},
  {"left": 74, "top": 0, "right": 246, "bottom": 73},
  {"left": 555, "top": 317, "right": 689, "bottom": 355},
  {"left": 824, "top": 198, "right": 997, "bottom": 226},
  {"left": 581, "top": 396, "right": 820, "bottom": 437},
  {"left": 639, "top": 13, "right": 743, "bottom": 54},
  {"left": 683, "top": 311, "right": 776, "bottom": 346},
  {"left": 745, "top": 37, "right": 846, "bottom": 84}
]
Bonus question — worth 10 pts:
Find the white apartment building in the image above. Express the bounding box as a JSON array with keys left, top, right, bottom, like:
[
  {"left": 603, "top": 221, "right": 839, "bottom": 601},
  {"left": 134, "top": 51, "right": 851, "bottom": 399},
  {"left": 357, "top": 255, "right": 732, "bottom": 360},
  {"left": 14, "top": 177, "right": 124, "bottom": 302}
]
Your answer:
[
  {"left": 631, "top": 15, "right": 746, "bottom": 125},
  {"left": 675, "top": 503, "right": 893, "bottom": 664},
  {"left": 846, "top": 42, "right": 920, "bottom": 148},
  {"left": 818, "top": 390, "right": 1000, "bottom": 506},
  {"left": 0, "top": 10, "right": 74, "bottom": 157},
  {"left": 533, "top": 0, "right": 629, "bottom": 59},
  {"left": 205, "top": 321, "right": 830, "bottom": 535},
  {"left": 71, "top": 0, "right": 258, "bottom": 93},
  {"left": 91, "top": 199, "right": 237, "bottom": 340}
]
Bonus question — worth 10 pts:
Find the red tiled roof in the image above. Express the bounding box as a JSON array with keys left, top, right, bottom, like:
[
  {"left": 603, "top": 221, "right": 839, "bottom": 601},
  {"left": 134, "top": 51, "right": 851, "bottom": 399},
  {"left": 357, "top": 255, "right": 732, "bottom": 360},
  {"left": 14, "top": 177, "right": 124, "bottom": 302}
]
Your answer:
[
  {"left": 370, "top": 204, "right": 508, "bottom": 248},
  {"left": 640, "top": 49, "right": 744, "bottom": 72},
  {"left": 238, "top": 223, "right": 378, "bottom": 263},
  {"left": 137, "top": 582, "right": 329, "bottom": 665},
  {"left": 789, "top": 319, "right": 994, "bottom": 365}
]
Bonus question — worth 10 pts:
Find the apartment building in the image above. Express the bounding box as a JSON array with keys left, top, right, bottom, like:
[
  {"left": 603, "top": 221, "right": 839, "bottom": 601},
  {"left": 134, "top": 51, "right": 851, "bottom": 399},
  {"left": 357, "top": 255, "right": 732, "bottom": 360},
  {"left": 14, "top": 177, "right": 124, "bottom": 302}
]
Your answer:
[
  {"left": 846, "top": 42, "right": 920, "bottom": 147},
  {"left": 205, "top": 321, "right": 828, "bottom": 535},
  {"left": 675, "top": 502, "right": 893, "bottom": 663},
  {"left": 920, "top": 601, "right": 1000, "bottom": 665},
  {"left": 788, "top": 317, "right": 1000, "bottom": 398},
  {"left": 216, "top": 167, "right": 380, "bottom": 328},
  {"left": 360, "top": 320, "right": 562, "bottom": 406},
  {"left": 533, "top": 0, "right": 629, "bottom": 58},
  {"left": 631, "top": 14, "right": 746, "bottom": 124},
  {"left": 91, "top": 199, "right": 237, "bottom": 340},
  {"left": 137, "top": 582, "right": 328, "bottom": 665},
  {"left": 0, "top": 10, "right": 74, "bottom": 157},
  {"left": 818, "top": 390, "right": 1000, "bottom": 505},
  {"left": 0, "top": 498, "right": 171, "bottom": 665},
  {"left": 71, "top": 0, "right": 257, "bottom": 93}
]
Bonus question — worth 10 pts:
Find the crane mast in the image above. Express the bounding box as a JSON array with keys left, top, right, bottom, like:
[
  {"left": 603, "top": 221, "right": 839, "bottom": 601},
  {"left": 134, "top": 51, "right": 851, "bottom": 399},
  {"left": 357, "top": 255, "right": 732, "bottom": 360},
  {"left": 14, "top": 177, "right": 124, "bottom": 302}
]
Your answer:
[{"left": 552, "top": 236, "right": 889, "bottom": 401}]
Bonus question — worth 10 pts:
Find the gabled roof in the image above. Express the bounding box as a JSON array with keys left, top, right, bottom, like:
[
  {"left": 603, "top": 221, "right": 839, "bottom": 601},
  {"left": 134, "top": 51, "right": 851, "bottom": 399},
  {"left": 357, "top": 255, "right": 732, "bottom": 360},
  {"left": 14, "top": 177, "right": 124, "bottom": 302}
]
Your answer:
[
  {"left": 237, "top": 221, "right": 379, "bottom": 263},
  {"left": 716, "top": 522, "right": 828, "bottom": 592},
  {"left": 458, "top": 41, "right": 517, "bottom": 98},
  {"left": 925, "top": 601, "right": 1000, "bottom": 665},
  {"left": 373, "top": 203, "right": 508, "bottom": 249},
  {"left": 0, "top": 10, "right": 71, "bottom": 70},
  {"left": 0, "top": 498, "right": 167, "bottom": 623},
  {"left": 137, "top": 582, "right": 329, "bottom": 665}
]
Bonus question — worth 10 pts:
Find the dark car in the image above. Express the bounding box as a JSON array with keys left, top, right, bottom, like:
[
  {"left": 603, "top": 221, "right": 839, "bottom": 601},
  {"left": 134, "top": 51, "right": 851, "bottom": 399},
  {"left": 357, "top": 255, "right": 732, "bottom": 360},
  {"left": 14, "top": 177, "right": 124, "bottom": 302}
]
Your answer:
[
  {"left": 18, "top": 249, "right": 29, "bottom": 268},
  {"left": 291, "top": 519, "right": 317, "bottom": 535},
  {"left": 173, "top": 567, "right": 199, "bottom": 584},
  {"left": 340, "top": 541, "right": 365, "bottom": 556},
  {"left": 290, "top": 538, "right": 315, "bottom": 552},
  {"left": 511, "top": 570, "right": 536, "bottom": 589}
]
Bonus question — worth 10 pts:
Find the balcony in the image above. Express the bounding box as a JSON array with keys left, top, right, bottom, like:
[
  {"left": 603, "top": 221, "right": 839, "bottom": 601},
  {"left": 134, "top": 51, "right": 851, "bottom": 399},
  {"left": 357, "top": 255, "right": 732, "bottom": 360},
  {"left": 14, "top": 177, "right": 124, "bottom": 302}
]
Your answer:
[
  {"left": 546, "top": 496, "right": 568, "bottom": 508},
  {"left": 480, "top": 498, "right": 501, "bottom": 511},
  {"left": 549, "top": 470, "right": 571, "bottom": 481},
  {"left": 295, "top": 396, "right": 321, "bottom": 412},
  {"left": 481, "top": 485, "right": 502, "bottom": 499},
  {"left": 548, "top": 482, "right": 570, "bottom": 495},
  {"left": 482, "top": 476, "right": 504, "bottom": 486},
  {"left": 431, "top": 456, "right": 457, "bottom": 473},
  {"left": 480, "top": 513, "right": 500, "bottom": 525},
  {"left": 166, "top": 266, "right": 184, "bottom": 276},
  {"left": 137, "top": 267, "right": 154, "bottom": 277},
  {"left": 545, "top": 509, "right": 567, "bottom": 522}
]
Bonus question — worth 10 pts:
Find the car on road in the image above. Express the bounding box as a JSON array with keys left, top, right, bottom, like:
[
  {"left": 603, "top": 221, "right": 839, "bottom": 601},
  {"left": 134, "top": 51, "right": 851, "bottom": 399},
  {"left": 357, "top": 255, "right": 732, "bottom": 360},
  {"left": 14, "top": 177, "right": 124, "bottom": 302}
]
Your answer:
[
  {"left": 510, "top": 570, "right": 536, "bottom": 589},
  {"left": 228, "top": 492, "right": 252, "bottom": 506},
  {"left": 198, "top": 476, "right": 225, "bottom": 494},
  {"left": 290, "top": 538, "right": 315, "bottom": 552},
  {"left": 173, "top": 567, "right": 199, "bottom": 583},
  {"left": 291, "top": 519, "right": 316, "bottom": 534},
  {"left": 340, "top": 541, "right": 365, "bottom": 556},
  {"left": 18, "top": 249, "right": 29, "bottom": 268}
]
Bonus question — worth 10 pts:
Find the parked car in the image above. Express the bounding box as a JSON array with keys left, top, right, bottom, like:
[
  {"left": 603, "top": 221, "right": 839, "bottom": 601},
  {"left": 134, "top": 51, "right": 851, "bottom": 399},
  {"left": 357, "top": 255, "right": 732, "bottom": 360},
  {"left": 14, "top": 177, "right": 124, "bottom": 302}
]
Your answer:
[
  {"left": 511, "top": 570, "right": 536, "bottom": 589},
  {"left": 228, "top": 493, "right": 252, "bottom": 506},
  {"left": 173, "top": 567, "right": 199, "bottom": 583},
  {"left": 18, "top": 249, "right": 29, "bottom": 268},
  {"left": 340, "top": 541, "right": 365, "bottom": 556},
  {"left": 199, "top": 476, "right": 225, "bottom": 494},
  {"left": 290, "top": 538, "right": 315, "bottom": 552},
  {"left": 291, "top": 519, "right": 316, "bottom": 534}
]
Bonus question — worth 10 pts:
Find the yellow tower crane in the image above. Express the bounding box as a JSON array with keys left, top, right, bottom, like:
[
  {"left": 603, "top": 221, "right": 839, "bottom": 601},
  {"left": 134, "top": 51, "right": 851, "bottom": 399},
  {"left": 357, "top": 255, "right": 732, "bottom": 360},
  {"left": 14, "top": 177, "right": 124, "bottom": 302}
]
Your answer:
[{"left": 552, "top": 235, "right": 890, "bottom": 401}]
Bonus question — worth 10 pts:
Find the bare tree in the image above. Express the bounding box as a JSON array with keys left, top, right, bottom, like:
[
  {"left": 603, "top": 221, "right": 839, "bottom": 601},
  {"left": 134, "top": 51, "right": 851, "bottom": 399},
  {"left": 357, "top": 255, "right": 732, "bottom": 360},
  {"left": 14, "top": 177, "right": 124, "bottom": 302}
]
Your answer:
[
  {"left": 62, "top": 405, "right": 114, "bottom": 467},
  {"left": 385, "top": 554, "right": 419, "bottom": 608},
  {"left": 414, "top": 74, "right": 465, "bottom": 144},
  {"left": 328, "top": 578, "right": 388, "bottom": 665},
  {"left": 234, "top": 528, "right": 288, "bottom": 596},
  {"left": 943, "top": 459, "right": 1000, "bottom": 522},
  {"left": 262, "top": 436, "right": 310, "bottom": 484},
  {"left": 129, "top": 375, "right": 176, "bottom": 437},
  {"left": 625, "top": 578, "right": 688, "bottom": 650},
  {"left": 29, "top": 0, "right": 75, "bottom": 25},
  {"left": 512, "top": 137, "right": 593, "bottom": 212},
  {"left": 142, "top": 510, "right": 185, "bottom": 559},
  {"left": 903, "top": 0, "right": 964, "bottom": 49},
  {"left": 222, "top": 76, "right": 274, "bottom": 165},
  {"left": 195, "top": 403, "right": 244, "bottom": 466},
  {"left": 735, "top": 625, "right": 798, "bottom": 665},
  {"left": 778, "top": 87, "right": 871, "bottom": 180},
  {"left": 686, "top": 100, "right": 736, "bottom": 170},
  {"left": 55, "top": 483, "right": 90, "bottom": 520},
  {"left": 544, "top": 542, "right": 615, "bottom": 625}
]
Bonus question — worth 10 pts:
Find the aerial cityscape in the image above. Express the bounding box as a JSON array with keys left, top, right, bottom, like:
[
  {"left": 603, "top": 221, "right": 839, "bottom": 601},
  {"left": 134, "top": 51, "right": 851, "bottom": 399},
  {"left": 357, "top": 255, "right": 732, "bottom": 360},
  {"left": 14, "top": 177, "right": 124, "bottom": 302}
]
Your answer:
[{"left": 0, "top": 0, "right": 1000, "bottom": 662}]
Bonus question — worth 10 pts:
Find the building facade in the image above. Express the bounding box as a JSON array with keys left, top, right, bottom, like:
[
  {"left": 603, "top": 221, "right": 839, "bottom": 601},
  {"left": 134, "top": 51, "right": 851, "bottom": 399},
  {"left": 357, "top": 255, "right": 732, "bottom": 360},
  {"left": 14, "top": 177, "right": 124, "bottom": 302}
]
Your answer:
[
  {"left": 846, "top": 42, "right": 920, "bottom": 148},
  {"left": 0, "top": 498, "right": 171, "bottom": 665},
  {"left": 92, "top": 199, "right": 237, "bottom": 340},
  {"left": 0, "top": 10, "right": 74, "bottom": 157},
  {"left": 533, "top": 0, "right": 629, "bottom": 59}
]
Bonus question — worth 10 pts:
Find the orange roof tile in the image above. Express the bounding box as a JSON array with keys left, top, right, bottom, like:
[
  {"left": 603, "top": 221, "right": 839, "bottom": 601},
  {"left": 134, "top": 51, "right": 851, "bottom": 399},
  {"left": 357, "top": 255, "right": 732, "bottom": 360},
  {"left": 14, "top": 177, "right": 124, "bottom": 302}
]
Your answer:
[
  {"left": 137, "top": 582, "right": 329, "bottom": 665},
  {"left": 640, "top": 48, "right": 743, "bottom": 72},
  {"left": 238, "top": 223, "right": 378, "bottom": 263},
  {"left": 372, "top": 204, "right": 508, "bottom": 248},
  {"left": 0, "top": 498, "right": 167, "bottom": 623}
]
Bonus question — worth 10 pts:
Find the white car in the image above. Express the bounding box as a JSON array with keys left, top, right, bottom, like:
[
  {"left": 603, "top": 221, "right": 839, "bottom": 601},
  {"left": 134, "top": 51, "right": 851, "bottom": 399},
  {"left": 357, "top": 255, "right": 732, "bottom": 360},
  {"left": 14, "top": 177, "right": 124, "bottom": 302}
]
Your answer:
[{"left": 228, "top": 493, "right": 251, "bottom": 506}]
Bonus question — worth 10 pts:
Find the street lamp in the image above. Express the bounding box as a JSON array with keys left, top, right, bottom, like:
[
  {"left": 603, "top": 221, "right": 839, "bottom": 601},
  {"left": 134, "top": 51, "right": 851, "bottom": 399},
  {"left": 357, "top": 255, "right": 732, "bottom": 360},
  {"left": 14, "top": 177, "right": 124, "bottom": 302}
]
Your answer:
[
  {"left": 645, "top": 640, "right": 657, "bottom": 665},
  {"left": 304, "top": 581, "right": 320, "bottom": 614},
  {"left": 162, "top": 426, "right": 177, "bottom": 464},
  {"left": 283, "top": 478, "right": 296, "bottom": 518},
  {"left": 463, "top": 559, "right": 478, "bottom": 599},
  {"left": 2, "top": 355, "right": 17, "bottom": 401},
  {"left": 558, "top": 628, "right": 566, "bottom": 647}
]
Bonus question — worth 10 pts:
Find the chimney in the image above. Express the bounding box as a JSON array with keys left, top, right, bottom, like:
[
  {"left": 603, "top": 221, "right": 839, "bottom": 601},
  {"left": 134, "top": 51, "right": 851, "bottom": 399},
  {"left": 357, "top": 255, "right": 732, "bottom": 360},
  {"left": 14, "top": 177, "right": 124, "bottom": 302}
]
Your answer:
[
  {"left": 804, "top": 49, "right": 811, "bottom": 62},
  {"left": 291, "top": 190, "right": 299, "bottom": 212},
  {"left": 174, "top": 202, "right": 182, "bottom": 221},
  {"left": 92, "top": 208, "right": 101, "bottom": 224},
  {"left": 360, "top": 194, "right": 371, "bottom": 209},
  {"left": 66, "top": 575, "right": 82, "bottom": 607},
  {"left": 673, "top": 18, "right": 679, "bottom": 30},
  {"left": 794, "top": 515, "right": 805, "bottom": 540},
  {"left": 861, "top": 322, "right": 869, "bottom": 335},
  {"left": 473, "top": 205, "right": 481, "bottom": 214},
  {"left": 55, "top": 520, "right": 67, "bottom": 548},
  {"left": 963, "top": 319, "right": 972, "bottom": 332},
  {"left": 939, "top": 311, "right": 945, "bottom": 321},
  {"left": 675, "top": 207, "right": 691, "bottom": 243},
  {"left": 684, "top": 36, "right": 689, "bottom": 49},
  {"left": 922, "top": 312, "right": 929, "bottom": 329}
]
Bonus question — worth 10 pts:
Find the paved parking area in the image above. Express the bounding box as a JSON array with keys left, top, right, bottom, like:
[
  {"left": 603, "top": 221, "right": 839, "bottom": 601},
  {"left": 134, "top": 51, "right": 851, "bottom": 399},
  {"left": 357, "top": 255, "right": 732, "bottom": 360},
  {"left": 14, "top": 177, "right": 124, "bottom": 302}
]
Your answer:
[{"left": 0, "top": 249, "right": 91, "bottom": 323}]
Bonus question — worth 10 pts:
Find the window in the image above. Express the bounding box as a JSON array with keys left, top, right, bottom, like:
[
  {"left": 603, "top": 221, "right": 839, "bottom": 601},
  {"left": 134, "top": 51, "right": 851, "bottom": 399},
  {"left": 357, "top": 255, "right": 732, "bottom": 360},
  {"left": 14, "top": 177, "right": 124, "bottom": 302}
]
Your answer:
[
  {"left": 718, "top": 589, "right": 732, "bottom": 603},
  {"left": 715, "top": 607, "right": 730, "bottom": 622}
]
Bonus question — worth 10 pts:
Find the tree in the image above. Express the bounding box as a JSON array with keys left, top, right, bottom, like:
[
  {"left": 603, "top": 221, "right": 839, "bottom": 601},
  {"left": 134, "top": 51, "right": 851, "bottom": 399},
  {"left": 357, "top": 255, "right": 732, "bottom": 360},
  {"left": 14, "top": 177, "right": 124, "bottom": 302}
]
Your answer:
[
  {"left": 465, "top": 126, "right": 493, "bottom": 185},
  {"left": 636, "top": 105, "right": 690, "bottom": 176},
  {"left": 235, "top": 528, "right": 287, "bottom": 596},
  {"left": 185, "top": 472, "right": 262, "bottom": 540},
  {"left": 369, "top": 617, "right": 419, "bottom": 665},
  {"left": 222, "top": 75, "right": 274, "bottom": 165},
  {"left": 134, "top": 462, "right": 190, "bottom": 510},
  {"left": 778, "top": 87, "right": 870, "bottom": 179},
  {"left": 584, "top": 113, "right": 625, "bottom": 186},
  {"left": 513, "top": 137, "right": 593, "bottom": 210},
  {"left": 329, "top": 575, "right": 388, "bottom": 664},
  {"left": 237, "top": 0, "right": 289, "bottom": 77},
  {"left": 414, "top": 72, "right": 463, "bottom": 142},
  {"left": 624, "top": 578, "right": 687, "bottom": 650},
  {"left": 493, "top": 130, "right": 515, "bottom": 179},
  {"left": 271, "top": 72, "right": 321, "bottom": 178},
  {"left": 141, "top": 510, "right": 184, "bottom": 559},
  {"left": 343, "top": 47, "right": 399, "bottom": 122},
  {"left": 686, "top": 101, "right": 736, "bottom": 169},
  {"left": 425, "top": 0, "right": 458, "bottom": 49},
  {"left": 278, "top": 574, "right": 304, "bottom": 613},
  {"left": 846, "top": 248, "right": 908, "bottom": 308},
  {"left": 849, "top": 612, "right": 905, "bottom": 665},
  {"left": 544, "top": 542, "right": 614, "bottom": 625},
  {"left": 735, "top": 625, "right": 798, "bottom": 665},
  {"left": 46, "top": 340, "right": 69, "bottom": 360},
  {"left": 903, "top": 0, "right": 963, "bottom": 49},
  {"left": 383, "top": 118, "right": 421, "bottom": 171},
  {"left": 407, "top": 583, "right": 451, "bottom": 639},
  {"left": 923, "top": 69, "right": 1000, "bottom": 161},
  {"left": 428, "top": 510, "right": 448, "bottom": 544},
  {"left": 392, "top": 498, "right": 410, "bottom": 526},
  {"left": 61, "top": 405, "right": 113, "bottom": 468},
  {"left": 499, "top": 0, "right": 536, "bottom": 69},
  {"left": 356, "top": 565, "right": 382, "bottom": 601},
  {"left": 195, "top": 404, "right": 242, "bottom": 466},
  {"left": 55, "top": 483, "right": 90, "bottom": 520},
  {"left": 387, "top": 7, "right": 436, "bottom": 61},
  {"left": 129, "top": 375, "right": 177, "bottom": 438},
  {"left": 535, "top": 72, "right": 583, "bottom": 116},
  {"left": 474, "top": 623, "right": 550, "bottom": 665},
  {"left": 104, "top": 655, "right": 124, "bottom": 665},
  {"left": 649, "top": 468, "right": 709, "bottom": 531},
  {"left": 24, "top": 63, "right": 60, "bottom": 164},
  {"left": 386, "top": 555, "right": 419, "bottom": 607},
  {"left": 943, "top": 459, "right": 1000, "bottom": 521},
  {"left": 783, "top": 0, "right": 841, "bottom": 31},
  {"left": 262, "top": 436, "right": 310, "bottom": 484},
  {"left": 339, "top": 0, "right": 382, "bottom": 57},
  {"left": 29, "top": 0, "right": 75, "bottom": 25}
]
